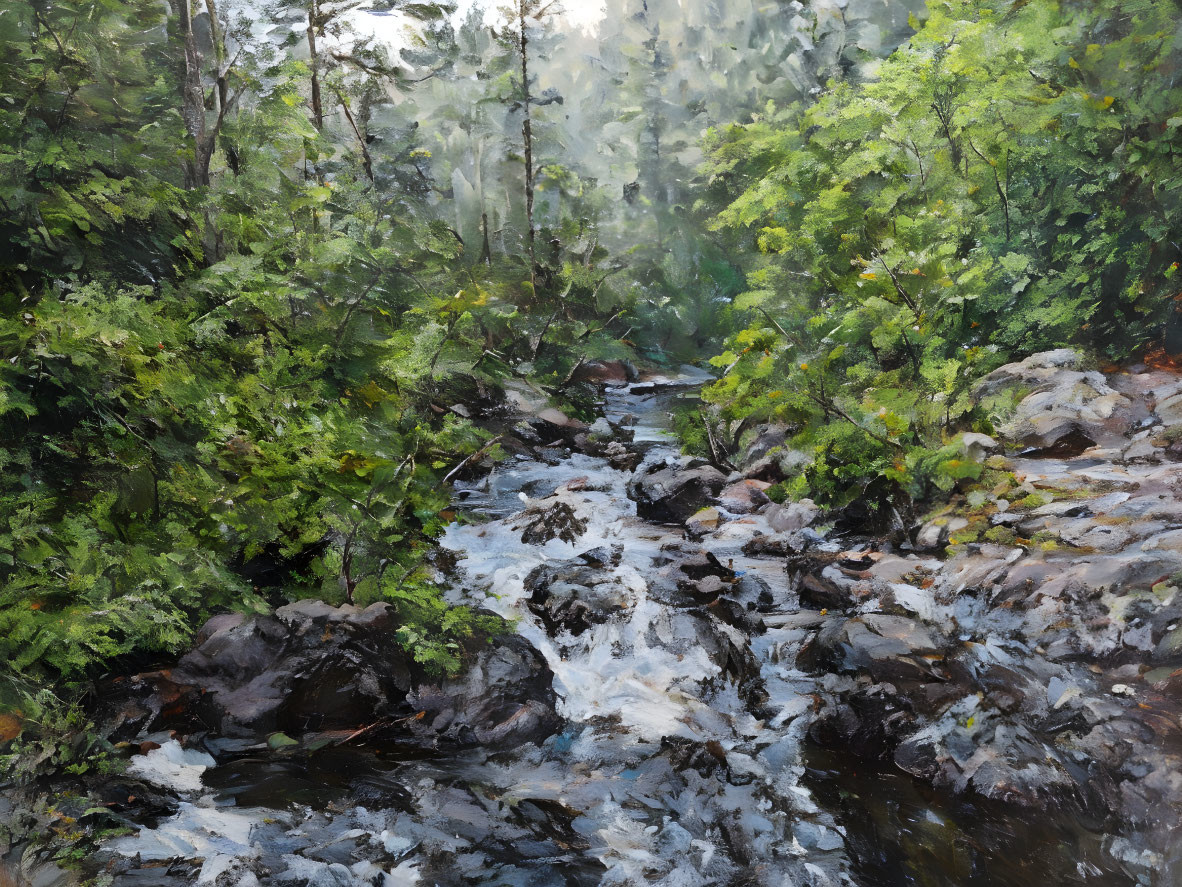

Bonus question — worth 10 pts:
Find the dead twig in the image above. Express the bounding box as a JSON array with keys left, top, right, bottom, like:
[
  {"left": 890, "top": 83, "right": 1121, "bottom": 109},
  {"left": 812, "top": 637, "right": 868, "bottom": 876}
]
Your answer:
[{"left": 443, "top": 435, "right": 504, "bottom": 485}]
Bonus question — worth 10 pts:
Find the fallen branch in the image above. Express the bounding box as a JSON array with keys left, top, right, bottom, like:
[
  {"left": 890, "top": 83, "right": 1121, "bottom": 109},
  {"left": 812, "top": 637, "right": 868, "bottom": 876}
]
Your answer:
[
  {"left": 443, "top": 435, "right": 504, "bottom": 485},
  {"left": 700, "top": 408, "right": 737, "bottom": 471}
]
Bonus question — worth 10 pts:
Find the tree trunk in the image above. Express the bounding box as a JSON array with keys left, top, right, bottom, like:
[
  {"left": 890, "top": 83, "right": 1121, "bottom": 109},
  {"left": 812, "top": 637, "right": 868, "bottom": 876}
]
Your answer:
[
  {"left": 334, "top": 86, "right": 374, "bottom": 181},
  {"left": 204, "top": 0, "right": 227, "bottom": 113},
  {"left": 172, "top": 0, "right": 208, "bottom": 188},
  {"left": 307, "top": 0, "right": 324, "bottom": 131},
  {"left": 518, "top": 1, "right": 537, "bottom": 296},
  {"left": 480, "top": 212, "right": 492, "bottom": 265}
]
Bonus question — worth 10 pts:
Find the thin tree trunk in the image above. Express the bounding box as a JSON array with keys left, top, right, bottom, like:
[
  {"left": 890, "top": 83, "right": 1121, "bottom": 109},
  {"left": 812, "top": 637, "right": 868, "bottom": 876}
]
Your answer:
[
  {"left": 333, "top": 86, "right": 374, "bottom": 181},
  {"left": 518, "top": 1, "right": 537, "bottom": 295},
  {"left": 480, "top": 212, "right": 492, "bottom": 265},
  {"left": 307, "top": 0, "right": 324, "bottom": 131},
  {"left": 173, "top": 0, "right": 207, "bottom": 188},
  {"left": 204, "top": 0, "right": 227, "bottom": 111}
]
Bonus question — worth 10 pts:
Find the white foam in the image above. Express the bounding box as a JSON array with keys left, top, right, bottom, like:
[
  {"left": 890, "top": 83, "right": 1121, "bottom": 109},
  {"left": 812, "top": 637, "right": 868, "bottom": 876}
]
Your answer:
[{"left": 126, "top": 740, "right": 216, "bottom": 793}]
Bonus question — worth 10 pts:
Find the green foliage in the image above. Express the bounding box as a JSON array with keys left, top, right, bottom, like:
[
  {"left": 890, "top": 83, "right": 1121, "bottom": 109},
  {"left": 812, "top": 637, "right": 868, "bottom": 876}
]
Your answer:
[
  {"left": 670, "top": 402, "right": 713, "bottom": 459},
  {"left": 0, "top": 0, "right": 538, "bottom": 704},
  {"left": 700, "top": 0, "right": 1182, "bottom": 506},
  {"left": 0, "top": 689, "right": 120, "bottom": 787}
]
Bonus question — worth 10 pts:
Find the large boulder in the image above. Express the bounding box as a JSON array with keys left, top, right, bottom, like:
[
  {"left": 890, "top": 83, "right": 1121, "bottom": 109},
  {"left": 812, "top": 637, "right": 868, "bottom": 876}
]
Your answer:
[
  {"left": 407, "top": 634, "right": 562, "bottom": 748},
  {"left": 802, "top": 614, "right": 946, "bottom": 685},
  {"left": 765, "top": 499, "right": 821, "bottom": 533},
  {"left": 628, "top": 460, "right": 727, "bottom": 523},
  {"left": 524, "top": 547, "right": 628, "bottom": 636},
  {"left": 972, "top": 350, "right": 1132, "bottom": 455},
  {"left": 96, "top": 601, "right": 560, "bottom": 751}
]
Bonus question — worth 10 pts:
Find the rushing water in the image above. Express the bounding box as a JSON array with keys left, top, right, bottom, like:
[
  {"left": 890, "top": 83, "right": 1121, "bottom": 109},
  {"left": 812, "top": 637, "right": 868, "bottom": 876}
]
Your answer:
[{"left": 93, "top": 372, "right": 1131, "bottom": 887}]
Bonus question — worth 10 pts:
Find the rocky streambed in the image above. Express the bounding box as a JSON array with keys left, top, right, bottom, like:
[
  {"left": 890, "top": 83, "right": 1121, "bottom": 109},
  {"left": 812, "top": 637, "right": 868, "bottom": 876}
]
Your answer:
[{"left": 5, "top": 353, "right": 1182, "bottom": 886}]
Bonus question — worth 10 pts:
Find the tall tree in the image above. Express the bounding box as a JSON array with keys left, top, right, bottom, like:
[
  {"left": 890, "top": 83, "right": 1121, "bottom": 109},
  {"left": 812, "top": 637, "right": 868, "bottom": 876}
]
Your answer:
[{"left": 495, "top": 0, "right": 563, "bottom": 296}]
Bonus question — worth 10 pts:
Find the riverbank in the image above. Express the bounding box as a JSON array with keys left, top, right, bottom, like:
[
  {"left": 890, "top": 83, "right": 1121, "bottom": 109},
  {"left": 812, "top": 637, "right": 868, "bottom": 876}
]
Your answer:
[{"left": 4, "top": 354, "right": 1180, "bottom": 886}]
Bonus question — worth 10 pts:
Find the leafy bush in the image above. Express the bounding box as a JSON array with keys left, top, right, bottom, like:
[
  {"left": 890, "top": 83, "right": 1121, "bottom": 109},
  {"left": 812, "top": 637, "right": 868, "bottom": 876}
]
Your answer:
[{"left": 699, "top": 0, "right": 1182, "bottom": 506}]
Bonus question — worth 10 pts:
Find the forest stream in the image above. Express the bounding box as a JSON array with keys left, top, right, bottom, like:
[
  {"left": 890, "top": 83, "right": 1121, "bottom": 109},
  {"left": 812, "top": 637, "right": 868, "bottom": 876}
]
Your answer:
[
  {"left": 47, "top": 362, "right": 1176, "bottom": 887},
  {"left": 4, "top": 1, "right": 1182, "bottom": 885}
]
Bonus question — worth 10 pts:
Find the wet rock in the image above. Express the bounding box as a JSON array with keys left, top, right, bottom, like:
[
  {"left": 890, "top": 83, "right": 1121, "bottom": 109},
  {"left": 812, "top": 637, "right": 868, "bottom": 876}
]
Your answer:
[
  {"left": 604, "top": 440, "right": 643, "bottom": 472},
  {"left": 628, "top": 460, "right": 727, "bottom": 523},
  {"left": 518, "top": 499, "right": 588, "bottom": 544},
  {"left": 808, "top": 679, "right": 920, "bottom": 758},
  {"left": 786, "top": 550, "right": 887, "bottom": 611},
  {"left": 97, "top": 603, "right": 560, "bottom": 751},
  {"left": 894, "top": 718, "right": 1079, "bottom": 807},
  {"left": 524, "top": 556, "right": 630, "bottom": 636},
  {"left": 646, "top": 543, "right": 774, "bottom": 619},
  {"left": 662, "top": 736, "right": 729, "bottom": 777},
  {"left": 407, "top": 634, "right": 562, "bottom": 748},
  {"left": 718, "top": 479, "right": 772, "bottom": 514},
  {"left": 684, "top": 506, "right": 721, "bottom": 537},
  {"left": 654, "top": 544, "right": 735, "bottom": 582},
  {"left": 972, "top": 350, "right": 1132, "bottom": 454},
  {"left": 740, "top": 533, "right": 795, "bottom": 557},
  {"left": 706, "top": 596, "right": 766, "bottom": 636},
  {"left": 728, "top": 573, "right": 779, "bottom": 613},
  {"left": 570, "top": 360, "right": 631, "bottom": 386},
  {"left": 677, "top": 611, "right": 764, "bottom": 696},
  {"left": 795, "top": 571, "right": 853, "bottom": 611},
  {"left": 803, "top": 615, "right": 945, "bottom": 685},
  {"left": 766, "top": 498, "right": 821, "bottom": 533}
]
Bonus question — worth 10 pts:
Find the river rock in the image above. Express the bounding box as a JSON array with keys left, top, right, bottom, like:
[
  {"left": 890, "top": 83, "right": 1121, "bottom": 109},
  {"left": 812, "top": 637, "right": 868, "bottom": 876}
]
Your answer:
[
  {"left": 96, "top": 602, "right": 560, "bottom": 751},
  {"left": 407, "top": 634, "right": 562, "bottom": 748},
  {"left": 628, "top": 460, "right": 727, "bottom": 523},
  {"left": 718, "top": 479, "right": 772, "bottom": 514},
  {"left": 518, "top": 499, "right": 588, "bottom": 544},
  {"left": 766, "top": 498, "right": 821, "bottom": 533},
  {"left": 685, "top": 506, "right": 722, "bottom": 537},
  {"left": 972, "top": 349, "right": 1132, "bottom": 455},
  {"left": 604, "top": 440, "right": 643, "bottom": 471},
  {"left": 803, "top": 614, "right": 945, "bottom": 685},
  {"left": 524, "top": 552, "right": 631, "bottom": 636},
  {"left": 570, "top": 360, "right": 633, "bottom": 386}
]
